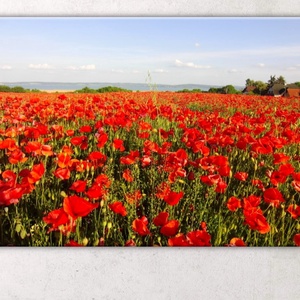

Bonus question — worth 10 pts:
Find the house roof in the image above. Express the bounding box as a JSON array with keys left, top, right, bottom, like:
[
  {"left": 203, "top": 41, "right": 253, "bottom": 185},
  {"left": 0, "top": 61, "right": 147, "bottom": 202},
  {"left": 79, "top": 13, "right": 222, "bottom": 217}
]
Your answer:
[
  {"left": 286, "top": 88, "right": 300, "bottom": 97},
  {"left": 270, "top": 84, "right": 286, "bottom": 95},
  {"left": 286, "top": 84, "right": 299, "bottom": 89},
  {"left": 242, "top": 86, "right": 255, "bottom": 93}
]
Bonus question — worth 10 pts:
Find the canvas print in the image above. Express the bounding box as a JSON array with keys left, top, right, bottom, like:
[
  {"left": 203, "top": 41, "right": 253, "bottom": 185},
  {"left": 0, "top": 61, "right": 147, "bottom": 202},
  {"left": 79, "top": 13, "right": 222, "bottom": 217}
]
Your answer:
[{"left": 0, "top": 18, "right": 299, "bottom": 246}]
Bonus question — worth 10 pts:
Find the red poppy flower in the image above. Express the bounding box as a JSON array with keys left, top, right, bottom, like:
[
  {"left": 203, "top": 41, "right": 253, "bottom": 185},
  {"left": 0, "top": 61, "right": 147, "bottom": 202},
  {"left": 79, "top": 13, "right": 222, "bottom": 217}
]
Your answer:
[
  {"left": 200, "top": 174, "right": 221, "bottom": 186},
  {"left": 270, "top": 171, "right": 287, "bottom": 186},
  {"left": 287, "top": 205, "right": 300, "bottom": 219},
  {"left": 153, "top": 211, "right": 169, "bottom": 227},
  {"left": 28, "top": 162, "right": 45, "bottom": 184},
  {"left": 70, "top": 136, "right": 85, "bottom": 146},
  {"left": 278, "top": 163, "right": 295, "bottom": 176},
  {"left": 155, "top": 182, "right": 171, "bottom": 199},
  {"left": 70, "top": 136, "right": 88, "bottom": 150},
  {"left": 61, "top": 145, "right": 73, "bottom": 155},
  {"left": 186, "top": 230, "right": 211, "bottom": 246},
  {"left": 168, "top": 233, "right": 190, "bottom": 246},
  {"left": 218, "top": 164, "right": 231, "bottom": 177},
  {"left": 215, "top": 180, "right": 227, "bottom": 193},
  {"left": 65, "top": 240, "right": 83, "bottom": 247},
  {"left": 79, "top": 125, "right": 92, "bottom": 133},
  {"left": 108, "top": 201, "right": 127, "bottom": 217},
  {"left": 43, "top": 208, "right": 69, "bottom": 230},
  {"left": 63, "top": 195, "right": 99, "bottom": 220},
  {"left": 96, "top": 132, "right": 108, "bottom": 148},
  {"left": 292, "top": 180, "right": 300, "bottom": 192},
  {"left": 125, "top": 239, "right": 136, "bottom": 246},
  {"left": 41, "top": 145, "right": 53, "bottom": 156},
  {"left": 163, "top": 190, "right": 184, "bottom": 206},
  {"left": 273, "top": 153, "right": 290, "bottom": 164},
  {"left": 1, "top": 170, "right": 17, "bottom": 188},
  {"left": 57, "top": 153, "right": 71, "bottom": 168},
  {"left": 125, "top": 190, "right": 142, "bottom": 205},
  {"left": 263, "top": 188, "right": 285, "bottom": 208},
  {"left": 141, "top": 155, "right": 151, "bottom": 167},
  {"left": 8, "top": 149, "right": 28, "bottom": 164},
  {"left": 227, "top": 238, "right": 246, "bottom": 247},
  {"left": 94, "top": 174, "right": 111, "bottom": 188},
  {"left": 85, "top": 185, "right": 105, "bottom": 200},
  {"left": 87, "top": 151, "right": 107, "bottom": 167},
  {"left": 0, "top": 138, "right": 17, "bottom": 150},
  {"left": 24, "top": 141, "right": 41, "bottom": 155},
  {"left": 70, "top": 180, "right": 87, "bottom": 193},
  {"left": 251, "top": 179, "right": 265, "bottom": 191},
  {"left": 293, "top": 234, "right": 300, "bottom": 246},
  {"left": 243, "top": 208, "right": 270, "bottom": 234},
  {"left": 113, "top": 139, "right": 125, "bottom": 152},
  {"left": 66, "top": 129, "right": 74, "bottom": 137},
  {"left": 227, "top": 197, "right": 241, "bottom": 212},
  {"left": 132, "top": 216, "right": 151, "bottom": 236},
  {"left": 120, "top": 150, "right": 140, "bottom": 165},
  {"left": 160, "top": 220, "right": 180, "bottom": 237},
  {"left": 0, "top": 186, "right": 24, "bottom": 206},
  {"left": 122, "top": 169, "right": 134, "bottom": 182},
  {"left": 54, "top": 167, "right": 71, "bottom": 180},
  {"left": 243, "top": 195, "right": 261, "bottom": 209},
  {"left": 234, "top": 172, "right": 248, "bottom": 181}
]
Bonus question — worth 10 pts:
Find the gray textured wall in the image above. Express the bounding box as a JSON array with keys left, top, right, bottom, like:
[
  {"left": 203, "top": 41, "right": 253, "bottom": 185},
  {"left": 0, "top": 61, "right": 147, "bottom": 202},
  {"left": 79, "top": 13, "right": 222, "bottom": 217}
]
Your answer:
[{"left": 0, "top": 2, "right": 300, "bottom": 299}]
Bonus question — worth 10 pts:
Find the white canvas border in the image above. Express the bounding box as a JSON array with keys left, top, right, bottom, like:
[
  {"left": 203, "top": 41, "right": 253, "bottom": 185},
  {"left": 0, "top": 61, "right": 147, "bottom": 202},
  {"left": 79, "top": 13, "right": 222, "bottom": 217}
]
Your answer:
[
  {"left": 1, "top": 2, "right": 300, "bottom": 299},
  {"left": 0, "top": 0, "right": 300, "bottom": 16}
]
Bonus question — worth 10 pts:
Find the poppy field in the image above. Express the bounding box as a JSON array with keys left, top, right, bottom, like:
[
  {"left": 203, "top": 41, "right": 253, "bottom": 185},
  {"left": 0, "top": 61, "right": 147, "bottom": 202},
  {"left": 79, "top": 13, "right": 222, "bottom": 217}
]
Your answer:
[{"left": 0, "top": 91, "right": 299, "bottom": 246}]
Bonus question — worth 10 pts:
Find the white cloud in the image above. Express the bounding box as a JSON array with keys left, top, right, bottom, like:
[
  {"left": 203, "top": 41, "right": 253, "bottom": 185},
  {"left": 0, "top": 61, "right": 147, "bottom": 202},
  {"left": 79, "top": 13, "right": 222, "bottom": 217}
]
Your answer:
[
  {"left": 111, "top": 69, "right": 124, "bottom": 73},
  {"left": 65, "top": 64, "right": 96, "bottom": 71},
  {"left": 286, "top": 67, "right": 298, "bottom": 71},
  {"left": 132, "top": 70, "right": 140, "bottom": 74},
  {"left": 153, "top": 69, "right": 168, "bottom": 73},
  {"left": 79, "top": 64, "right": 96, "bottom": 70},
  {"left": 175, "top": 59, "right": 211, "bottom": 69},
  {"left": 0, "top": 65, "right": 12, "bottom": 70},
  {"left": 257, "top": 63, "right": 265, "bottom": 67},
  {"left": 65, "top": 66, "right": 78, "bottom": 70},
  {"left": 228, "top": 69, "right": 239, "bottom": 73},
  {"left": 195, "top": 43, "right": 200, "bottom": 47},
  {"left": 28, "top": 63, "right": 54, "bottom": 69}
]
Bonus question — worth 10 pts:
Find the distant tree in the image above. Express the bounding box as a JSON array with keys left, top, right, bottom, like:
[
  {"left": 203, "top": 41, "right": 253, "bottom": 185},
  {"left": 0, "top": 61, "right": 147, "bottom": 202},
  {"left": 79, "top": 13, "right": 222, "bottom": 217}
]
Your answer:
[
  {"left": 245, "top": 78, "right": 255, "bottom": 87},
  {"left": 175, "top": 88, "right": 201, "bottom": 93},
  {"left": 253, "top": 81, "right": 268, "bottom": 95},
  {"left": 97, "top": 86, "right": 131, "bottom": 93},
  {"left": 294, "top": 82, "right": 300, "bottom": 88},
  {"left": 0, "top": 85, "right": 11, "bottom": 92},
  {"left": 10, "top": 86, "right": 26, "bottom": 93},
  {"left": 267, "top": 75, "right": 276, "bottom": 87},
  {"left": 75, "top": 86, "right": 132, "bottom": 94},
  {"left": 275, "top": 75, "right": 286, "bottom": 85},
  {"left": 208, "top": 87, "right": 222, "bottom": 93},
  {"left": 221, "top": 85, "right": 238, "bottom": 94},
  {"left": 267, "top": 75, "right": 286, "bottom": 87}
]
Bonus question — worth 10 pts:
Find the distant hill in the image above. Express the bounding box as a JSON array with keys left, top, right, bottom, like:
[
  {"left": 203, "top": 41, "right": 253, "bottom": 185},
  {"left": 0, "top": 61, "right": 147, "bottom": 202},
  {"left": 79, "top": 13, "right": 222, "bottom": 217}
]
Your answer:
[{"left": 0, "top": 82, "right": 244, "bottom": 92}]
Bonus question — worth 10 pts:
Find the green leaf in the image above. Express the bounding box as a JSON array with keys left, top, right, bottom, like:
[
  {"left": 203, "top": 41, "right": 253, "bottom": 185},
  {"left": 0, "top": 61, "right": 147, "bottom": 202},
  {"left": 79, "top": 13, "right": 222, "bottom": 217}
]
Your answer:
[
  {"left": 15, "top": 224, "right": 22, "bottom": 233},
  {"left": 20, "top": 229, "right": 27, "bottom": 239}
]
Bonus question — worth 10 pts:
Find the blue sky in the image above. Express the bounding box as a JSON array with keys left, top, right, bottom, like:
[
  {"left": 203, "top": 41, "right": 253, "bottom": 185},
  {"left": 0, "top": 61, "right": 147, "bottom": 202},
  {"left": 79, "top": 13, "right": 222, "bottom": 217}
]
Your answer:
[{"left": 0, "top": 18, "right": 300, "bottom": 86}]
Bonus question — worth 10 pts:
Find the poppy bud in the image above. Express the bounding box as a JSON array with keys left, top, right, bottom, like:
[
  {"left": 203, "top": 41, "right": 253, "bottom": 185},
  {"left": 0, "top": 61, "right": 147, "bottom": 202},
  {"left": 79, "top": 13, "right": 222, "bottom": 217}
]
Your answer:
[{"left": 82, "top": 237, "right": 89, "bottom": 246}]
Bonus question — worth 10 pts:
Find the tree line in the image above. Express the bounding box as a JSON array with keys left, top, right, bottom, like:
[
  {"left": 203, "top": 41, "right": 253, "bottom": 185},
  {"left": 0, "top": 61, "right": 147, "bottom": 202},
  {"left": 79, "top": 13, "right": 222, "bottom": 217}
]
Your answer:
[
  {"left": 244, "top": 75, "right": 300, "bottom": 95},
  {"left": 0, "top": 85, "right": 41, "bottom": 93}
]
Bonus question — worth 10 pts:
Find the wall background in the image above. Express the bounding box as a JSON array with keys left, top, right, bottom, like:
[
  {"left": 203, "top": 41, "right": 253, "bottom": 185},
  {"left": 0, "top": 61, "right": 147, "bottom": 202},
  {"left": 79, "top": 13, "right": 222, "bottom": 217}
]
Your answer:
[{"left": 0, "top": 2, "right": 300, "bottom": 299}]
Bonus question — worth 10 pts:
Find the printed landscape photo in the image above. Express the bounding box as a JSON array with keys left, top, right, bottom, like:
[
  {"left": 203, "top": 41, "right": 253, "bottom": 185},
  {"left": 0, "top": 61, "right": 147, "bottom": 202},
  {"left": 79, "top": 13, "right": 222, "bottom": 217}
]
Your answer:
[{"left": 0, "top": 18, "right": 299, "bottom": 246}]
